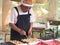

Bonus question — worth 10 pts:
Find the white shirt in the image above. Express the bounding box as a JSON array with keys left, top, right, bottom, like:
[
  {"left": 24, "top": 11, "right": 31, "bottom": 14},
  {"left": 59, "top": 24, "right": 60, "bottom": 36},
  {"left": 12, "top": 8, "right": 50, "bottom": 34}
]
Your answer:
[{"left": 9, "top": 7, "right": 35, "bottom": 24}]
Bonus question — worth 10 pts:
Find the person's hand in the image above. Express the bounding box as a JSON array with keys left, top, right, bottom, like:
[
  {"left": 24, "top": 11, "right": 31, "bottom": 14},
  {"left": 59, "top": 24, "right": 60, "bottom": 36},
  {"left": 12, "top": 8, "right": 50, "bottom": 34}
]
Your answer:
[
  {"left": 18, "top": 30, "right": 26, "bottom": 35},
  {"left": 28, "top": 30, "right": 32, "bottom": 37}
]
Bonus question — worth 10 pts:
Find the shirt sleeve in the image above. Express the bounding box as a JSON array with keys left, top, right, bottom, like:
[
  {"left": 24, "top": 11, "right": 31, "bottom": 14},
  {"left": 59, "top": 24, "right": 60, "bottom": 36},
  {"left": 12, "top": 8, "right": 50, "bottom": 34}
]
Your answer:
[
  {"left": 8, "top": 8, "right": 18, "bottom": 24},
  {"left": 30, "top": 8, "right": 35, "bottom": 23}
]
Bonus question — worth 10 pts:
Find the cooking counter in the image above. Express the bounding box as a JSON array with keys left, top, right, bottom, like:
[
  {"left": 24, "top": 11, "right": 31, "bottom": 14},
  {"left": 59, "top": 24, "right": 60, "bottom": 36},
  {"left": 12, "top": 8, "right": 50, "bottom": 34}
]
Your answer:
[
  {"left": 0, "top": 39, "right": 60, "bottom": 45},
  {"left": 0, "top": 38, "right": 40, "bottom": 45}
]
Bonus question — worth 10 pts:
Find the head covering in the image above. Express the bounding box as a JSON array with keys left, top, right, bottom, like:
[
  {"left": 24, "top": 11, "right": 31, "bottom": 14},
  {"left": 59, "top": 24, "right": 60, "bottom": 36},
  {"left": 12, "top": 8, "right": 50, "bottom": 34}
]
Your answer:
[{"left": 19, "top": 0, "right": 33, "bottom": 7}]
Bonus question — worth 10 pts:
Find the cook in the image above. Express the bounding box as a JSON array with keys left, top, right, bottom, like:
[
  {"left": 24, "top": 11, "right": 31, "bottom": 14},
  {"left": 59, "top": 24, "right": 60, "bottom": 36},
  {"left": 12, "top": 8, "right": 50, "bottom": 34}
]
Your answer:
[{"left": 9, "top": 0, "right": 35, "bottom": 40}]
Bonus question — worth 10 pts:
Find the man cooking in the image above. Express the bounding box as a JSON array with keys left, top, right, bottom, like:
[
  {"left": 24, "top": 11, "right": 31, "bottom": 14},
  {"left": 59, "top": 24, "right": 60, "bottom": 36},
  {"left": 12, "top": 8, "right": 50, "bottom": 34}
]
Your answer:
[{"left": 9, "top": 0, "right": 35, "bottom": 40}]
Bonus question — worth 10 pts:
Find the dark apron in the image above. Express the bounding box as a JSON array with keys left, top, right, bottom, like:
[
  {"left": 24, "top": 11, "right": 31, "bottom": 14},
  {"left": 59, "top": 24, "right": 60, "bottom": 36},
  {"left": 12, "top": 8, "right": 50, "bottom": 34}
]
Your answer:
[{"left": 10, "top": 7, "right": 31, "bottom": 40}]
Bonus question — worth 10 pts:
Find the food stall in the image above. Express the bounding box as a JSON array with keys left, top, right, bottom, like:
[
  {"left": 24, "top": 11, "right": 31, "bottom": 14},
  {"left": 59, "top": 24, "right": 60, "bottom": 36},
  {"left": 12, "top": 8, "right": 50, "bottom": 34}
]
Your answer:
[{"left": 1, "top": 0, "right": 60, "bottom": 45}]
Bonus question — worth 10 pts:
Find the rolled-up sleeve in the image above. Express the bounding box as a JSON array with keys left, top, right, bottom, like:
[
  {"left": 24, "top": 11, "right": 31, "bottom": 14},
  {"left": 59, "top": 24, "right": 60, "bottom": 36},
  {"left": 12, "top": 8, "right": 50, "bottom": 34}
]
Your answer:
[
  {"left": 8, "top": 8, "right": 17, "bottom": 24},
  {"left": 30, "top": 8, "right": 35, "bottom": 23}
]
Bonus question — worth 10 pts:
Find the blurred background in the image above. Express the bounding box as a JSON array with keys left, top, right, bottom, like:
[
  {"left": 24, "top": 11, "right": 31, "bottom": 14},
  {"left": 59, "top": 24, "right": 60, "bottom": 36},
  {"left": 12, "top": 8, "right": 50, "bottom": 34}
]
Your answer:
[{"left": 0, "top": 0, "right": 60, "bottom": 41}]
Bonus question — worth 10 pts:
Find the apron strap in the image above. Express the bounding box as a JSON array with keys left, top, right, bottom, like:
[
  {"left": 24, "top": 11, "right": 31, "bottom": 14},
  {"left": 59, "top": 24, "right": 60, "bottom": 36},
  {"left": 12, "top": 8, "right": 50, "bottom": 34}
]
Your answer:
[
  {"left": 14, "top": 7, "right": 29, "bottom": 15},
  {"left": 14, "top": 7, "right": 19, "bottom": 15},
  {"left": 28, "top": 10, "right": 29, "bottom": 14}
]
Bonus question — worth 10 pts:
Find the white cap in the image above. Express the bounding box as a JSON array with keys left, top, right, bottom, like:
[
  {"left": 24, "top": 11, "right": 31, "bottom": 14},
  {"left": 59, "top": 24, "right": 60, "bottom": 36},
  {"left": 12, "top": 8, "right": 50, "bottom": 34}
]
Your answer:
[{"left": 19, "top": 0, "right": 33, "bottom": 7}]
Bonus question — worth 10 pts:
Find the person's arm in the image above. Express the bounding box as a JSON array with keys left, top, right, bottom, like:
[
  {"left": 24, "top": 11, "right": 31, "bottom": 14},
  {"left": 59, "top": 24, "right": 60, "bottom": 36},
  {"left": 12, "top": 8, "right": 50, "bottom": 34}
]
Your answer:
[
  {"left": 28, "top": 8, "right": 35, "bottom": 36},
  {"left": 29, "top": 22, "right": 33, "bottom": 32},
  {"left": 9, "top": 23, "right": 20, "bottom": 33},
  {"left": 9, "top": 8, "right": 26, "bottom": 35},
  {"left": 9, "top": 23, "right": 26, "bottom": 35},
  {"left": 28, "top": 22, "right": 33, "bottom": 36}
]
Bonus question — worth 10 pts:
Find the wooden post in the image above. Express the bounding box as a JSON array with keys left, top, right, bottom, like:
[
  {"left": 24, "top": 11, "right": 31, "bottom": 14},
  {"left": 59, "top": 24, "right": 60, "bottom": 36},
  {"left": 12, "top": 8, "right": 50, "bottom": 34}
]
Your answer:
[
  {"left": 2, "top": 0, "right": 11, "bottom": 32},
  {"left": 0, "top": 0, "right": 2, "bottom": 30}
]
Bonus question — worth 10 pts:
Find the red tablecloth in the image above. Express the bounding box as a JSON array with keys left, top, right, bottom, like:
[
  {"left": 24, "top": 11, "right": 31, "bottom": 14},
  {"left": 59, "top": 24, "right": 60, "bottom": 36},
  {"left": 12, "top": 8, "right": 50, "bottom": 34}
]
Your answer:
[
  {"left": 46, "top": 40, "right": 60, "bottom": 45},
  {"left": 35, "top": 40, "right": 60, "bottom": 45},
  {"left": 35, "top": 42, "right": 46, "bottom": 45}
]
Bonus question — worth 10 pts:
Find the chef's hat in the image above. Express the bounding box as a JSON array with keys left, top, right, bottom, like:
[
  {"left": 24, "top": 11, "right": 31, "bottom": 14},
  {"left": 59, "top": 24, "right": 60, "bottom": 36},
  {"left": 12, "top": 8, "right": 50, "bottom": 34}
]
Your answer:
[{"left": 19, "top": 0, "right": 33, "bottom": 7}]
